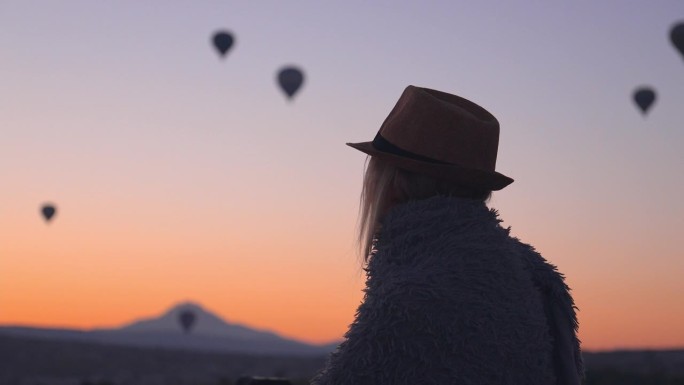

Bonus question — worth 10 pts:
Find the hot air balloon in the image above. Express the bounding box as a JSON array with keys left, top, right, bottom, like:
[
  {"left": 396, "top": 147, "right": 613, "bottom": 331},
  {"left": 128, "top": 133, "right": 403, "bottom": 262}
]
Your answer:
[
  {"left": 633, "top": 87, "right": 656, "bottom": 115},
  {"left": 178, "top": 310, "right": 196, "bottom": 333},
  {"left": 41, "top": 203, "right": 57, "bottom": 223},
  {"left": 670, "top": 22, "right": 684, "bottom": 60},
  {"left": 212, "top": 31, "right": 234, "bottom": 58},
  {"left": 277, "top": 66, "right": 305, "bottom": 100}
]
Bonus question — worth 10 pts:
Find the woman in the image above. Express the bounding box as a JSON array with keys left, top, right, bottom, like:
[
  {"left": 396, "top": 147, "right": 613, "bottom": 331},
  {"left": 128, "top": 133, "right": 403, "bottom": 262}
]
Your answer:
[{"left": 312, "top": 86, "right": 583, "bottom": 385}]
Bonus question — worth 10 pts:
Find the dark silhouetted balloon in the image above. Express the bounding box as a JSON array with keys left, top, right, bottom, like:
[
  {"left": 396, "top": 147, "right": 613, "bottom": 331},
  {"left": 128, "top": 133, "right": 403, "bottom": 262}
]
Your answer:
[
  {"left": 178, "top": 310, "right": 196, "bottom": 333},
  {"left": 633, "top": 87, "right": 656, "bottom": 115},
  {"left": 212, "top": 31, "right": 234, "bottom": 58},
  {"left": 41, "top": 204, "right": 57, "bottom": 223},
  {"left": 277, "top": 66, "right": 305, "bottom": 99},
  {"left": 670, "top": 22, "right": 684, "bottom": 60}
]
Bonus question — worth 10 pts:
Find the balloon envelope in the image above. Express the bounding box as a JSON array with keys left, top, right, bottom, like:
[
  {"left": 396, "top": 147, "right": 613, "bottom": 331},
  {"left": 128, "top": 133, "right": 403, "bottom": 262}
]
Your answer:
[
  {"left": 212, "top": 31, "right": 234, "bottom": 57},
  {"left": 178, "top": 310, "right": 196, "bottom": 333},
  {"left": 41, "top": 204, "right": 57, "bottom": 223},
  {"left": 633, "top": 87, "right": 656, "bottom": 115},
  {"left": 670, "top": 22, "right": 684, "bottom": 60},
  {"left": 277, "top": 66, "right": 305, "bottom": 99}
]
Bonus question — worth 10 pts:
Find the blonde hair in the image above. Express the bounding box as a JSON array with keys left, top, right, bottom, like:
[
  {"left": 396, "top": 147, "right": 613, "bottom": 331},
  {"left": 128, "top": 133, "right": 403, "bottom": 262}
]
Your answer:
[{"left": 357, "top": 156, "right": 491, "bottom": 261}]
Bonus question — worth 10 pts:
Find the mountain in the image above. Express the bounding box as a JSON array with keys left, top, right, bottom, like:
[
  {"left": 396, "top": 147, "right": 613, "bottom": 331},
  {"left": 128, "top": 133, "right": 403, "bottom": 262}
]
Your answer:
[
  {"left": 0, "top": 301, "right": 339, "bottom": 356},
  {"left": 116, "top": 301, "right": 289, "bottom": 341}
]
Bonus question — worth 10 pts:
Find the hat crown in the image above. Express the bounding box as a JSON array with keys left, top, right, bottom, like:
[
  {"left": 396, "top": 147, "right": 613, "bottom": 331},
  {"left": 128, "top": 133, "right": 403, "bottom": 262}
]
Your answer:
[{"left": 379, "top": 85, "right": 500, "bottom": 172}]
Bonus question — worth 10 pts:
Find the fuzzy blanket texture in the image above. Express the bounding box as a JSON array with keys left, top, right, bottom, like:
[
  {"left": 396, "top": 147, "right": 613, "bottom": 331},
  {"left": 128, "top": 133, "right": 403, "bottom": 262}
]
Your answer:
[{"left": 311, "top": 195, "right": 583, "bottom": 385}]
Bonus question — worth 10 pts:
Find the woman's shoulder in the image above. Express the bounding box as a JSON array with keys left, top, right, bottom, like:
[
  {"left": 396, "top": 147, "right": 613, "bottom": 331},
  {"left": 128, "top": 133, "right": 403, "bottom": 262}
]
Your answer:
[
  {"left": 377, "top": 196, "right": 509, "bottom": 251},
  {"left": 506, "top": 236, "right": 569, "bottom": 286}
]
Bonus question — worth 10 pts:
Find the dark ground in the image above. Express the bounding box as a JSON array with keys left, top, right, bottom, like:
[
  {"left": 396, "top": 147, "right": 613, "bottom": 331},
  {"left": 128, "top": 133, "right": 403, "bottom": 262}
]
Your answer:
[
  {"left": 2, "top": 334, "right": 684, "bottom": 385},
  {"left": 0, "top": 334, "right": 325, "bottom": 385}
]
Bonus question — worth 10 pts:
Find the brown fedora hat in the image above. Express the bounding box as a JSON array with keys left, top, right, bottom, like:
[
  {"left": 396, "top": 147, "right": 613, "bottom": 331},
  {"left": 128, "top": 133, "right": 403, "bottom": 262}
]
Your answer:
[{"left": 347, "top": 85, "right": 513, "bottom": 191}]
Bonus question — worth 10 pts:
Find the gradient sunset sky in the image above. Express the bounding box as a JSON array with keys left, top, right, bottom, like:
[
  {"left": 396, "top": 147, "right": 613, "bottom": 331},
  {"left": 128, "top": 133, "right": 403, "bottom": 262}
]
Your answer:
[{"left": 1, "top": 1, "right": 683, "bottom": 351}]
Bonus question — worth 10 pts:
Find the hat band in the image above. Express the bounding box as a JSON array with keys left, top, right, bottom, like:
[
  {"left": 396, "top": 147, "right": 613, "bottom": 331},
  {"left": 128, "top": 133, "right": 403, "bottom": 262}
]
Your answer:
[{"left": 372, "top": 133, "right": 451, "bottom": 165}]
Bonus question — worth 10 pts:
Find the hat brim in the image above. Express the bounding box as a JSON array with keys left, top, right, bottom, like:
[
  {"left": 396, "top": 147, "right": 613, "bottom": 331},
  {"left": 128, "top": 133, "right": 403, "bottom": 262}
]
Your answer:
[{"left": 347, "top": 141, "right": 514, "bottom": 191}]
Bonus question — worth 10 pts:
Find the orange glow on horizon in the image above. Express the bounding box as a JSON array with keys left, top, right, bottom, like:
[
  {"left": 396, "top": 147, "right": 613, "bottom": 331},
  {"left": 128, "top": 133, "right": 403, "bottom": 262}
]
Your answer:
[{"left": 3, "top": 222, "right": 684, "bottom": 350}]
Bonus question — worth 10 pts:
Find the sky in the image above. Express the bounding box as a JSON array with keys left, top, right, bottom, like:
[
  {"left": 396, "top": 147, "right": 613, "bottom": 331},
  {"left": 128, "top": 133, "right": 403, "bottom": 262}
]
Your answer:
[{"left": 1, "top": 1, "right": 683, "bottom": 351}]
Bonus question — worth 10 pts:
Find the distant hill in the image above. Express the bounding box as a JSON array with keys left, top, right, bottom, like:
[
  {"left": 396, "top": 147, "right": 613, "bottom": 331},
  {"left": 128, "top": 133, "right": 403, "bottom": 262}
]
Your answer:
[
  {"left": 583, "top": 348, "right": 684, "bottom": 375},
  {"left": 0, "top": 301, "right": 340, "bottom": 356}
]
